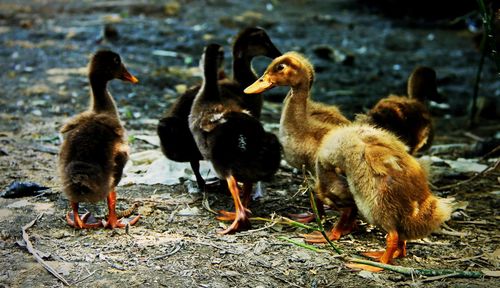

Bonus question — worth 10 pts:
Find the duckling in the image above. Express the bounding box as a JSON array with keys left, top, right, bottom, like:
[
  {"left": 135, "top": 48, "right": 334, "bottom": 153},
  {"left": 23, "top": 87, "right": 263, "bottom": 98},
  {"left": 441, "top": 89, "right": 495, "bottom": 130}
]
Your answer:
[
  {"left": 189, "top": 43, "right": 281, "bottom": 234},
  {"left": 157, "top": 27, "right": 282, "bottom": 190},
  {"left": 245, "top": 52, "right": 452, "bottom": 265},
  {"left": 245, "top": 51, "right": 355, "bottom": 232},
  {"left": 356, "top": 66, "right": 438, "bottom": 154},
  {"left": 59, "top": 50, "right": 140, "bottom": 229}
]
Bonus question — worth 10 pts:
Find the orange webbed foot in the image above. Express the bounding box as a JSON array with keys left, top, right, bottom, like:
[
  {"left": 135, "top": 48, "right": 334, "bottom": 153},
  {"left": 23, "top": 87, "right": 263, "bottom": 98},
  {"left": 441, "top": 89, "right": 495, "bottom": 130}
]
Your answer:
[
  {"left": 303, "top": 207, "right": 357, "bottom": 243},
  {"left": 103, "top": 190, "right": 140, "bottom": 229},
  {"left": 303, "top": 228, "right": 342, "bottom": 243},
  {"left": 218, "top": 211, "right": 251, "bottom": 235},
  {"left": 216, "top": 210, "right": 237, "bottom": 221},
  {"left": 217, "top": 176, "right": 252, "bottom": 234},
  {"left": 103, "top": 214, "right": 141, "bottom": 229},
  {"left": 362, "top": 231, "right": 404, "bottom": 264},
  {"left": 66, "top": 211, "right": 103, "bottom": 229}
]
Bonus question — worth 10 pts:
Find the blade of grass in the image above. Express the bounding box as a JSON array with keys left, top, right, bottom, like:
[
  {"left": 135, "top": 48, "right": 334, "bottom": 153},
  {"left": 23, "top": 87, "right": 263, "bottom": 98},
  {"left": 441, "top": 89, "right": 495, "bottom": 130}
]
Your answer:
[
  {"left": 278, "top": 236, "right": 329, "bottom": 253},
  {"left": 308, "top": 184, "right": 342, "bottom": 254},
  {"left": 349, "top": 257, "right": 484, "bottom": 278}
]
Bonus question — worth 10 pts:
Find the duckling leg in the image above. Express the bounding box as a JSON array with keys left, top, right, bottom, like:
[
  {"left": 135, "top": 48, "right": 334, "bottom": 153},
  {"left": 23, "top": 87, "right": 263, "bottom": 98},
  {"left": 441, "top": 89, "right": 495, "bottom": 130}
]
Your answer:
[
  {"left": 303, "top": 206, "right": 357, "bottom": 243},
  {"left": 66, "top": 202, "right": 103, "bottom": 229},
  {"left": 190, "top": 160, "right": 206, "bottom": 191},
  {"left": 393, "top": 239, "right": 407, "bottom": 259},
  {"left": 217, "top": 176, "right": 251, "bottom": 234},
  {"left": 216, "top": 181, "right": 252, "bottom": 221},
  {"left": 362, "top": 230, "right": 400, "bottom": 264},
  {"left": 103, "top": 190, "right": 141, "bottom": 229}
]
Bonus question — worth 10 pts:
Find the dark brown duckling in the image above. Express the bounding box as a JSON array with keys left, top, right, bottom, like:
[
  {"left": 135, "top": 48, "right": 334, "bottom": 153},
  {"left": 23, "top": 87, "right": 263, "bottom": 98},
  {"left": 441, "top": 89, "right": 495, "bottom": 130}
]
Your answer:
[
  {"left": 157, "top": 27, "right": 282, "bottom": 190},
  {"left": 59, "top": 50, "right": 140, "bottom": 229},
  {"left": 356, "top": 66, "right": 438, "bottom": 154},
  {"left": 189, "top": 43, "right": 281, "bottom": 234}
]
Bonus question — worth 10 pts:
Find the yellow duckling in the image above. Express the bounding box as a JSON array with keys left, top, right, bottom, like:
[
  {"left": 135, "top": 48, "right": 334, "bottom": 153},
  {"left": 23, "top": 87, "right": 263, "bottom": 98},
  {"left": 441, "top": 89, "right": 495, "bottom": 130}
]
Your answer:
[{"left": 245, "top": 52, "right": 452, "bottom": 266}]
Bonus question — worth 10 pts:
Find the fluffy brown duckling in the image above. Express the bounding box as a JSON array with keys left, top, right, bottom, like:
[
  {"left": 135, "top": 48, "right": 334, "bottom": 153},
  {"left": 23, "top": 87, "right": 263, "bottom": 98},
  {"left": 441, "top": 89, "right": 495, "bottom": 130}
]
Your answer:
[
  {"left": 157, "top": 27, "right": 282, "bottom": 190},
  {"left": 189, "top": 44, "right": 281, "bottom": 234},
  {"left": 245, "top": 52, "right": 452, "bottom": 266},
  {"left": 59, "top": 50, "right": 140, "bottom": 229},
  {"left": 356, "top": 66, "right": 438, "bottom": 154}
]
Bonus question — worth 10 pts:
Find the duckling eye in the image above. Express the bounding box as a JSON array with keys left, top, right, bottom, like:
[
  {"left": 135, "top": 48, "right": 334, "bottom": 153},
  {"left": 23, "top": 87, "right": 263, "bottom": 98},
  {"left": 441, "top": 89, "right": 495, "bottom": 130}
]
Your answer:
[
  {"left": 113, "top": 57, "right": 120, "bottom": 64},
  {"left": 275, "top": 63, "right": 286, "bottom": 72}
]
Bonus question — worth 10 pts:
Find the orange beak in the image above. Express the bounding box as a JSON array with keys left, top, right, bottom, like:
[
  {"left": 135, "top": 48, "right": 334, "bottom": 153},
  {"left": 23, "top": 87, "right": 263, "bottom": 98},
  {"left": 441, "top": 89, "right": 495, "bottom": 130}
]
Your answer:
[
  {"left": 120, "top": 68, "right": 139, "bottom": 84},
  {"left": 244, "top": 75, "right": 274, "bottom": 94}
]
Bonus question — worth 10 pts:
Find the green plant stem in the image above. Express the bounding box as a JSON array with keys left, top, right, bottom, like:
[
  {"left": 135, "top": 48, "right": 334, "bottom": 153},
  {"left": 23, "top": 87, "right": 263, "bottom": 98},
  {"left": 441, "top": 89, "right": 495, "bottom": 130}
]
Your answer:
[
  {"left": 471, "top": 21, "right": 487, "bottom": 126},
  {"left": 349, "top": 257, "right": 484, "bottom": 278},
  {"left": 309, "top": 188, "right": 343, "bottom": 254},
  {"left": 477, "top": 0, "right": 500, "bottom": 73},
  {"left": 278, "top": 236, "right": 329, "bottom": 253}
]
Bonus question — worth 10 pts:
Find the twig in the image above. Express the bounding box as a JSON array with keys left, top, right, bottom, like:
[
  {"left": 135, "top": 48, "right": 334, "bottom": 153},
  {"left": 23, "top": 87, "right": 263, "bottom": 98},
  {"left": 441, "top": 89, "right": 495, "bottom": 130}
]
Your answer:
[
  {"left": 116, "top": 202, "right": 139, "bottom": 218},
  {"left": 348, "top": 257, "right": 483, "bottom": 278},
  {"left": 463, "top": 132, "right": 484, "bottom": 142},
  {"left": 481, "top": 144, "right": 500, "bottom": 160},
  {"left": 72, "top": 269, "right": 97, "bottom": 285},
  {"left": 21, "top": 214, "right": 70, "bottom": 286},
  {"left": 249, "top": 216, "right": 319, "bottom": 231},
  {"left": 421, "top": 272, "right": 461, "bottom": 282},
  {"left": 31, "top": 144, "right": 58, "bottom": 155},
  {"left": 150, "top": 244, "right": 182, "bottom": 260},
  {"left": 201, "top": 192, "right": 217, "bottom": 215},
  {"left": 234, "top": 220, "right": 278, "bottom": 236},
  {"left": 453, "top": 220, "right": 489, "bottom": 225},
  {"left": 433, "top": 229, "right": 468, "bottom": 237},
  {"left": 277, "top": 236, "right": 330, "bottom": 253},
  {"left": 436, "top": 159, "right": 500, "bottom": 191},
  {"left": 433, "top": 224, "right": 468, "bottom": 237},
  {"left": 447, "top": 255, "right": 484, "bottom": 263}
]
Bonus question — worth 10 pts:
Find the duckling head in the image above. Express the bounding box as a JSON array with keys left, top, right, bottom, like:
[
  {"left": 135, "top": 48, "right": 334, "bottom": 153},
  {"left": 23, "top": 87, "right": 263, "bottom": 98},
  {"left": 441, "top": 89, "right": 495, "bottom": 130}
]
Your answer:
[
  {"left": 407, "top": 66, "right": 438, "bottom": 102},
  {"left": 234, "top": 27, "right": 282, "bottom": 59},
  {"left": 244, "top": 52, "right": 314, "bottom": 94},
  {"left": 89, "top": 50, "right": 138, "bottom": 84}
]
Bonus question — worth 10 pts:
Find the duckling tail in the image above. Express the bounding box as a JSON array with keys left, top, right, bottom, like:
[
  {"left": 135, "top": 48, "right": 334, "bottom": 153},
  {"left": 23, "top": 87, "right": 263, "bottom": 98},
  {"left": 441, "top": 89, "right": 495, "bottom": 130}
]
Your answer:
[
  {"left": 62, "top": 161, "right": 109, "bottom": 203},
  {"left": 400, "top": 195, "right": 453, "bottom": 240}
]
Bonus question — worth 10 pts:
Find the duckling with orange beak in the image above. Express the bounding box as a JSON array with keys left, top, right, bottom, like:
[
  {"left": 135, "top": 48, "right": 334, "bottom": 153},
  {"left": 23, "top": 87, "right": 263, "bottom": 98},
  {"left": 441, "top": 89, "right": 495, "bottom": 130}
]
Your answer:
[
  {"left": 245, "top": 52, "right": 452, "bottom": 266},
  {"left": 59, "top": 50, "right": 140, "bottom": 229}
]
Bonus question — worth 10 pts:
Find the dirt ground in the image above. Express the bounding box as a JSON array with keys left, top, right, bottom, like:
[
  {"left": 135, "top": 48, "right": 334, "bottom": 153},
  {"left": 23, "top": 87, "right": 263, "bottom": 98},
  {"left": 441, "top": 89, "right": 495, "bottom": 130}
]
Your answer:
[{"left": 0, "top": 1, "right": 499, "bottom": 287}]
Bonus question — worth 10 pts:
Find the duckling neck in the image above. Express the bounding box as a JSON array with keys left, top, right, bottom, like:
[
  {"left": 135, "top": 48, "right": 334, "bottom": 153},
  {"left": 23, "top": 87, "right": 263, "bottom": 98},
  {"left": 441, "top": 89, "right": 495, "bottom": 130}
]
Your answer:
[
  {"left": 89, "top": 76, "right": 118, "bottom": 116},
  {"left": 197, "top": 56, "right": 221, "bottom": 102},
  {"left": 232, "top": 54, "right": 257, "bottom": 87},
  {"left": 280, "top": 83, "right": 311, "bottom": 132},
  {"left": 408, "top": 85, "right": 428, "bottom": 103}
]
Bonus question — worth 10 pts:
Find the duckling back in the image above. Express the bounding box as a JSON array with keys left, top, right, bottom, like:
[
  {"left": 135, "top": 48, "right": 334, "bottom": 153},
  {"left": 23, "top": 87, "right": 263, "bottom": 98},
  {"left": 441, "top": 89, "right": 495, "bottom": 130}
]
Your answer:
[
  {"left": 59, "top": 112, "right": 124, "bottom": 203},
  {"left": 362, "top": 95, "right": 433, "bottom": 154},
  {"left": 209, "top": 112, "right": 281, "bottom": 182},
  {"left": 317, "top": 124, "right": 451, "bottom": 240},
  {"left": 157, "top": 89, "right": 202, "bottom": 162}
]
